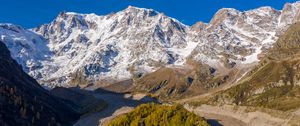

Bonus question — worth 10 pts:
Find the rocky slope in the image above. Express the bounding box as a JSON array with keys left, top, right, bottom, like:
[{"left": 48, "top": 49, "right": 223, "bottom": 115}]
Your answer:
[
  {"left": 1, "top": 2, "right": 300, "bottom": 88},
  {"left": 205, "top": 22, "right": 300, "bottom": 114},
  {"left": 0, "top": 41, "right": 79, "bottom": 126}
]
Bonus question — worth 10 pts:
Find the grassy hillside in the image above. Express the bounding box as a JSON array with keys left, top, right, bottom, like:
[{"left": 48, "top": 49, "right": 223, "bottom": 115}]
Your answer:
[
  {"left": 210, "top": 59, "right": 300, "bottom": 111},
  {"left": 107, "top": 103, "right": 210, "bottom": 126},
  {"left": 133, "top": 61, "right": 234, "bottom": 100},
  {"left": 133, "top": 67, "right": 200, "bottom": 99}
]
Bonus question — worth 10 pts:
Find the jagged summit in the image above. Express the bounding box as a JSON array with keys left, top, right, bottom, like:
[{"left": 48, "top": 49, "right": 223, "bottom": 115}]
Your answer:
[
  {"left": 57, "top": 5, "right": 158, "bottom": 18},
  {"left": 29, "top": 5, "right": 190, "bottom": 87},
  {"left": 125, "top": 5, "right": 158, "bottom": 13},
  {"left": 209, "top": 8, "right": 240, "bottom": 26}
]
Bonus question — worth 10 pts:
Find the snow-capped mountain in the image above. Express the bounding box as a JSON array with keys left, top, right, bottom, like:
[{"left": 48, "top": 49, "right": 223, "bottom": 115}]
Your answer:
[
  {"left": 1, "top": 2, "right": 300, "bottom": 88},
  {"left": 0, "top": 24, "right": 52, "bottom": 74},
  {"left": 189, "top": 3, "right": 300, "bottom": 67},
  {"left": 32, "top": 6, "right": 192, "bottom": 87}
]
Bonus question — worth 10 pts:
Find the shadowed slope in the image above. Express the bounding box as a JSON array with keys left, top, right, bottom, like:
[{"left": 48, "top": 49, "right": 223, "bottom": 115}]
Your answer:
[{"left": 0, "top": 41, "right": 79, "bottom": 126}]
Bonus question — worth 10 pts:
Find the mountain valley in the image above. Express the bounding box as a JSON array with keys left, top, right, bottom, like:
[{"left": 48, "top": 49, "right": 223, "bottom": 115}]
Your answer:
[{"left": 1, "top": 1, "right": 300, "bottom": 126}]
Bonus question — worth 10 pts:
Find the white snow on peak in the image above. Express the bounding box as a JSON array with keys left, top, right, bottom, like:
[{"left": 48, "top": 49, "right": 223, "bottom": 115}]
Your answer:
[
  {"left": 0, "top": 23, "right": 52, "bottom": 72},
  {"left": 1, "top": 1, "right": 300, "bottom": 88},
  {"left": 126, "top": 5, "right": 158, "bottom": 12},
  {"left": 23, "top": 5, "right": 192, "bottom": 87}
]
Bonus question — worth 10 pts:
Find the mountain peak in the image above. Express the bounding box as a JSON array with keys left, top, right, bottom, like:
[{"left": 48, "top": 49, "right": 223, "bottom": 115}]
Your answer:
[
  {"left": 190, "top": 21, "right": 207, "bottom": 32},
  {"left": 282, "top": 1, "right": 300, "bottom": 14},
  {"left": 126, "top": 5, "right": 141, "bottom": 9},
  {"left": 57, "top": 11, "right": 89, "bottom": 19},
  {"left": 123, "top": 5, "right": 160, "bottom": 17},
  {"left": 209, "top": 8, "right": 240, "bottom": 26},
  {"left": 125, "top": 5, "right": 155, "bottom": 11},
  {"left": 216, "top": 8, "right": 240, "bottom": 14}
]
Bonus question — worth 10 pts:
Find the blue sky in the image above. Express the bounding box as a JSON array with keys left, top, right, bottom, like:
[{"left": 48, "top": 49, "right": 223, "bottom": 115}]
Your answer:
[{"left": 0, "top": 0, "right": 298, "bottom": 28}]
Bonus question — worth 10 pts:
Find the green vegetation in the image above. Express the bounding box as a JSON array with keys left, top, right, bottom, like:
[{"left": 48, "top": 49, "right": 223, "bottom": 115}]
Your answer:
[{"left": 108, "top": 103, "right": 210, "bottom": 126}]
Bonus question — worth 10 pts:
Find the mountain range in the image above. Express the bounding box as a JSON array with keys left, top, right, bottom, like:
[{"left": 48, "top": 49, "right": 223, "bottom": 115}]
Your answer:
[{"left": 1, "top": 2, "right": 300, "bottom": 89}]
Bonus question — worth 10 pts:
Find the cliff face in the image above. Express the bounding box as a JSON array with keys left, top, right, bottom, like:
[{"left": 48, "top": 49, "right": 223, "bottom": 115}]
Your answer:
[{"left": 0, "top": 41, "right": 79, "bottom": 126}]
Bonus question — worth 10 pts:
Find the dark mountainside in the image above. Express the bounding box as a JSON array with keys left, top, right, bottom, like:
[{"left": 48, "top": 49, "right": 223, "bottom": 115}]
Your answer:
[{"left": 0, "top": 41, "right": 80, "bottom": 126}]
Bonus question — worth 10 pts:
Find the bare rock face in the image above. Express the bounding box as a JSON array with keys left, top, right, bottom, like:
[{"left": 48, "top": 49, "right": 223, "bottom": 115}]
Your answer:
[{"left": 1, "top": 2, "right": 300, "bottom": 88}]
